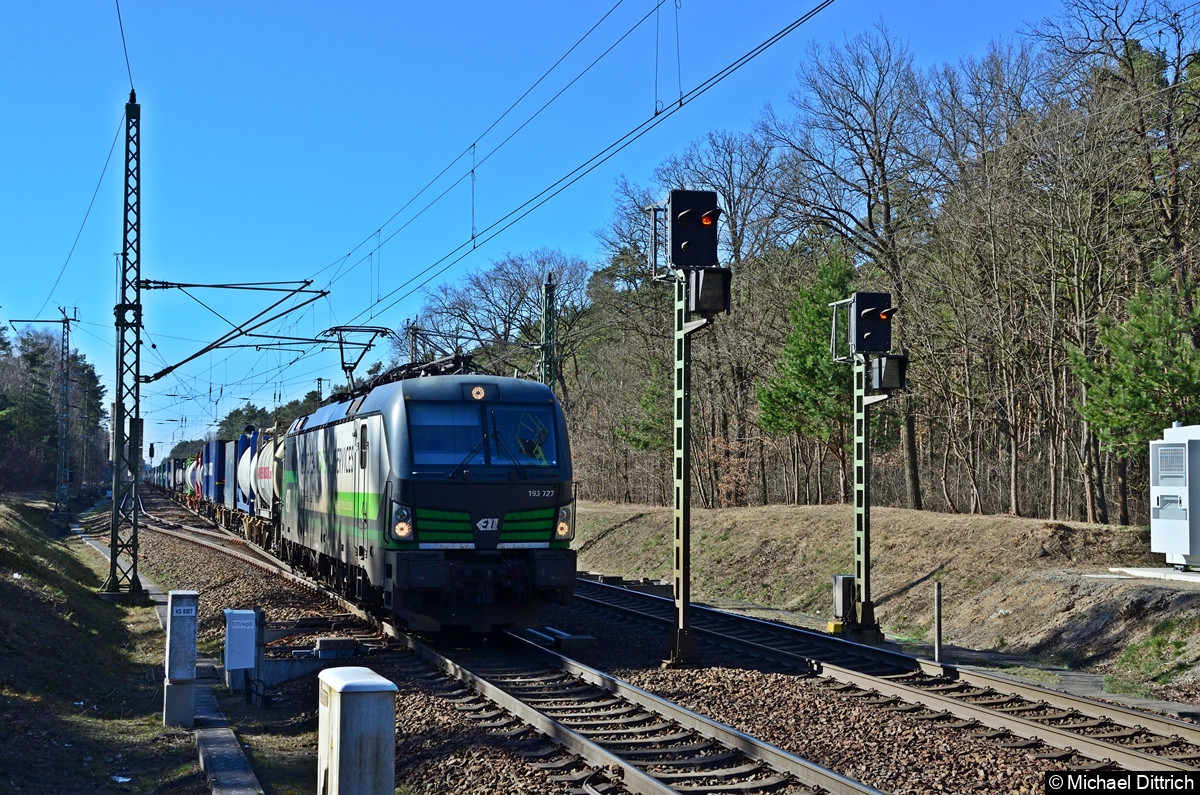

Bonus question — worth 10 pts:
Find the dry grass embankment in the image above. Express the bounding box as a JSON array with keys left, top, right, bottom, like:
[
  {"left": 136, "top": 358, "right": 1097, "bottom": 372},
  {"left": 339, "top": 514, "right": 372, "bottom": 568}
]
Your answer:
[
  {"left": 574, "top": 501, "right": 1200, "bottom": 691},
  {"left": 0, "top": 498, "right": 206, "bottom": 794}
]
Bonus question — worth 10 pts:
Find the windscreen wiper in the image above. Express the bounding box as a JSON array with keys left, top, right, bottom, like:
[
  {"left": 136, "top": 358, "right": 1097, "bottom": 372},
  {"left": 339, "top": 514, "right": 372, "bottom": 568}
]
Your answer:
[
  {"left": 490, "top": 410, "right": 528, "bottom": 480},
  {"left": 447, "top": 433, "right": 488, "bottom": 480}
]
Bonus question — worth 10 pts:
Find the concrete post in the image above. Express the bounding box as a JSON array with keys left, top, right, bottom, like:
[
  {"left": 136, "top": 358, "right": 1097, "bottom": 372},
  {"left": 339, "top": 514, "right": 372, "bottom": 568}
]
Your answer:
[
  {"left": 934, "top": 581, "right": 943, "bottom": 663},
  {"left": 163, "top": 590, "right": 198, "bottom": 727},
  {"left": 317, "top": 667, "right": 397, "bottom": 795}
]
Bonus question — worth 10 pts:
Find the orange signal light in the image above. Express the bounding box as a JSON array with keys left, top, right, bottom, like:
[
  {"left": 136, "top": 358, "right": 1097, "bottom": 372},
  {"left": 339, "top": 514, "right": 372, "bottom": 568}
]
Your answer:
[{"left": 701, "top": 214, "right": 713, "bottom": 226}]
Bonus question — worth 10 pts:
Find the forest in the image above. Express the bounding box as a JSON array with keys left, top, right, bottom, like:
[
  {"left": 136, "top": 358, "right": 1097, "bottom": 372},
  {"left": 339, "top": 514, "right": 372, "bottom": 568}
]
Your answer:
[
  {"left": 5, "top": 0, "right": 1197, "bottom": 528},
  {"left": 0, "top": 326, "right": 107, "bottom": 497},
  {"left": 399, "top": 0, "right": 1200, "bottom": 525}
]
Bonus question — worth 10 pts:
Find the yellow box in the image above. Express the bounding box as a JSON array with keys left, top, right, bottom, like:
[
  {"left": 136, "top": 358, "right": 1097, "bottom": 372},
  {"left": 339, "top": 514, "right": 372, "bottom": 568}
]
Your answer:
[{"left": 826, "top": 620, "right": 844, "bottom": 634}]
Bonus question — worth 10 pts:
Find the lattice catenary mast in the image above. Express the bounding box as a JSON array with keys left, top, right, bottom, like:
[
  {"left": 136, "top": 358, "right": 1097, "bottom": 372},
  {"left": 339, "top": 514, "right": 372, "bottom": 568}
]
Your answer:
[{"left": 103, "top": 89, "right": 144, "bottom": 597}]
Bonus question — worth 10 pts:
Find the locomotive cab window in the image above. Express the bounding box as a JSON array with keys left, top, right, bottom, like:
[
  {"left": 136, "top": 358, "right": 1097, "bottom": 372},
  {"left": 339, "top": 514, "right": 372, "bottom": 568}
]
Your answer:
[
  {"left": 489, "top": 405, "right": 557, "bottom": 467},
  {"left": 408, "top": 401, "right": 558, "bottom": 470}
]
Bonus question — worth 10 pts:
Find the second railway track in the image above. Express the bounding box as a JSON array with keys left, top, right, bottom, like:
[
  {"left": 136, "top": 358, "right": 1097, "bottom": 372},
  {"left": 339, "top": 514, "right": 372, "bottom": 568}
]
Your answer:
[{"left": 572, "top": 577, "right": 1200, "bottom": 773}]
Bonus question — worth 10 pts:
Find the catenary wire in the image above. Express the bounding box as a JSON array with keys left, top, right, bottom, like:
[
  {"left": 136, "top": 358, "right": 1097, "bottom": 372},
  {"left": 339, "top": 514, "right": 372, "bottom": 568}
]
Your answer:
[{"left": 34, "top": 115, "right": 125, "bottom": 318}]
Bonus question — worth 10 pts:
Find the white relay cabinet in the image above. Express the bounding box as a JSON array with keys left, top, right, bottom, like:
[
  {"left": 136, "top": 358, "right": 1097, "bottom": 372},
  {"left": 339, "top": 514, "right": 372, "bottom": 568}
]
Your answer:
[{"left": 1150, "top": 423, "right": 1200, "bottom": 569}]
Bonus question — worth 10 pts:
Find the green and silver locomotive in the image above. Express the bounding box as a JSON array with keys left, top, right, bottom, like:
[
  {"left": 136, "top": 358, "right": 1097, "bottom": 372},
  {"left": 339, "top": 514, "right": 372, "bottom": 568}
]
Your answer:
[{"left": 277, "top": 363, "right": 576, "bottom": 632}]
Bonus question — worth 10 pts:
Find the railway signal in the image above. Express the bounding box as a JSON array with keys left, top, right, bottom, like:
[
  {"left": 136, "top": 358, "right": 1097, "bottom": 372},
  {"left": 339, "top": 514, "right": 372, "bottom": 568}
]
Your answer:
[
  {"left": 668, "top": 189, "right": 722, "bottom": 267},
  {"left": 828, "top": 291, "right": 906, "bottom": 646},
  {"left": 660, "top": 189, "right": 729, "bottom": 667},
  {"left": 850, "top": 291, "right": 895, "bottom": 353}
]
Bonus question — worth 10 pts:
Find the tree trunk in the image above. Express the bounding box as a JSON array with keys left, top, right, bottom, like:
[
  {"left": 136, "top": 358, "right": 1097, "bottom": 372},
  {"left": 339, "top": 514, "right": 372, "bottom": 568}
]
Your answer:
[{"left": 902, "top": 402, "right": 922, "bottom": 510}]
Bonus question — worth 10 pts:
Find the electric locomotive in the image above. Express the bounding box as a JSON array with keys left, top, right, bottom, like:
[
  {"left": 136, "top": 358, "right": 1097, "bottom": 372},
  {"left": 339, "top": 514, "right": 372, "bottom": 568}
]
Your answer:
[{"left": 156, "top": 357, "right": 577, "bottom": 633}]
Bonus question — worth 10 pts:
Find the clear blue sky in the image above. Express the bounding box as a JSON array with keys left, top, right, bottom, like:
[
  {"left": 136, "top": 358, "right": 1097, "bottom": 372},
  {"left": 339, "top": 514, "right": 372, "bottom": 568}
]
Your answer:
[{"left": 1, "top": 0, "right": 1050, "bottom": 459}]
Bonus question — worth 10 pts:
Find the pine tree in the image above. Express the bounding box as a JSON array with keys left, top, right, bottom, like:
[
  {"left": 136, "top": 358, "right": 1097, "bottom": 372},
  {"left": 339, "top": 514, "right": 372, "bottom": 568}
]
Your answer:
[
  {"left": 756, "top": 251, "right": 854, "bottom": 494},
  {"left": 1073, "top": 275, "right": 1200, "bottom": 458}
]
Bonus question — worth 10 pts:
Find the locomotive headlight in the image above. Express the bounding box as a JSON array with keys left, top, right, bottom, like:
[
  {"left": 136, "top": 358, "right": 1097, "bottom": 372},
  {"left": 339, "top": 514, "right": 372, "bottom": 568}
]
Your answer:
[
  {"left": 391, "top": 503, "right": 414, "bottom": 541},
  {"left": 555, "top": 502, "right": 575, "bottom": 541}
]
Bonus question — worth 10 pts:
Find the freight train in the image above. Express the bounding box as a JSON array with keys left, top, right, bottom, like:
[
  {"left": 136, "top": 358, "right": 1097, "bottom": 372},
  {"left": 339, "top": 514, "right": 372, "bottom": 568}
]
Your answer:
[{"left": 148, "top": 357, "right": 576, "bottom": 632}]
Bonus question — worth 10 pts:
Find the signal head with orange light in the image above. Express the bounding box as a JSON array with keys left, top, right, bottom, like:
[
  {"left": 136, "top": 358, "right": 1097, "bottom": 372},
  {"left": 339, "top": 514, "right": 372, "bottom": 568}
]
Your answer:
[
  {"left": 668, "top": 189, "right": 722, "bottom": 267},
  {"left": 850, "top": 291, "right": 895, "bottom": 353}
]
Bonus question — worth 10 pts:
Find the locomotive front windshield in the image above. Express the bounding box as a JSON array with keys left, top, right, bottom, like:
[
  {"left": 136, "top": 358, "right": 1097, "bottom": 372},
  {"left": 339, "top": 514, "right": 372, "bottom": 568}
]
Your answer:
[{"left": 408, "top": 401, "right": 559, "bottom": 472}]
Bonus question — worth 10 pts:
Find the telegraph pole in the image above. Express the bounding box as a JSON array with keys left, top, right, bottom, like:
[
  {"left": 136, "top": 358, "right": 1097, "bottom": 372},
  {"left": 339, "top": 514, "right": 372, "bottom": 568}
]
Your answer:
[{"left": 103, "top": 89, "right": 144, "bottom": 599}]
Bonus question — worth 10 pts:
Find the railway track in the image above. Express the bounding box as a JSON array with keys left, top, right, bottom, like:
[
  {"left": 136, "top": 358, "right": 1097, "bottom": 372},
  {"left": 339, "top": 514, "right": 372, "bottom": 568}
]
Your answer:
[
  {"left": 137, "top": 491, "right": 883, "bottom": 793},
  {"left": 139, "top": 496, "right": 297, "bottom": 578},
  {"left": 406, "top": 633, "right": 884, "bottom": 794},
  {"left": 573, "top": 577, "right": 1200, "bottom": 772}
]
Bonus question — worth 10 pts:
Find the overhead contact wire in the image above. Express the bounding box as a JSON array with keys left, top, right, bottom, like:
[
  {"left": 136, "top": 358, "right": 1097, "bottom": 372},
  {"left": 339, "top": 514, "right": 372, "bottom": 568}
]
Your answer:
[{"left": 350, "top": 0, "right": 838, "bottom": 324}]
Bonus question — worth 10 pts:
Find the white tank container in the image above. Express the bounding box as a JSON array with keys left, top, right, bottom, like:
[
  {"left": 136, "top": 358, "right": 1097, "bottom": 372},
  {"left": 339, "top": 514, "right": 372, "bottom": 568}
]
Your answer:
[
  {"left": 187, "top": 459, "right": 200, "bottom": 494},
  {"left": 237, "top": 446, "right": 255, "bottom": 504},
  {"left": 255, "top": 436, "right": 276, "bottom": 516}
]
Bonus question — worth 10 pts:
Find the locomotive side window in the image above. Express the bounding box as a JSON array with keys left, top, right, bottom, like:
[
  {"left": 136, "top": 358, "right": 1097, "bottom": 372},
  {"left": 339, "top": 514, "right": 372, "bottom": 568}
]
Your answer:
[{"left": 408, "top": 403, "right": 486, "bottom": 466}]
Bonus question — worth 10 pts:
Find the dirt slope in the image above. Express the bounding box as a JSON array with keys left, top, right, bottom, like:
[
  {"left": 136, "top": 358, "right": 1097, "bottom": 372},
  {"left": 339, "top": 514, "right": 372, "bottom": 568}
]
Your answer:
[{"left": 574, "top": 502, "right": 1200, "bottom": 685}]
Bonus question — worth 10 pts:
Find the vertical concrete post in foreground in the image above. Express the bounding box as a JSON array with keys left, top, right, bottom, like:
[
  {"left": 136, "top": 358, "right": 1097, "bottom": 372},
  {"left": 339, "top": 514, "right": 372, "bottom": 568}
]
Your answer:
[
  {"left": 317, "top": 667, "right": 397, "bottom": 795},
  {"left": 163, "top": 590, "right": 198, "bottom": 728}
]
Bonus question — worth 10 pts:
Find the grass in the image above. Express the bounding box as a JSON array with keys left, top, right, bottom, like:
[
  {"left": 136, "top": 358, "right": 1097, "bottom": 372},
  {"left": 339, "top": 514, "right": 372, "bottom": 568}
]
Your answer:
[
  {"left": 0, "top": 498, "right": 207, "bottom": 794},
  {"left": 1107, "top": 615, "right": 1200, "bottom": 687},
  {"left": 1103, "top": 675, "right": 1154, "bottom": 698},
  {"left": 213, "top": 681, "right": 320, "bottom": 794}
]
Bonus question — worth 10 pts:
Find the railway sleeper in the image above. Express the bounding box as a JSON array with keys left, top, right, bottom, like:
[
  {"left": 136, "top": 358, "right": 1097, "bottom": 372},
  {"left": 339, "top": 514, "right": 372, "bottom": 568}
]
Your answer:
[
  {"left": 995, "top": 702, "right": 1050, "bottom": 714},
  {"left": 555, "top": 712, "right": 657, "bottom": 728},
  {"left": 505, "top": 684, "right": 594, "bottom": 699},
  {"left": 547, "top": 705, "right": 644, "bottom": 721},
  {"left": 513, "top": 745, "right": 563, "bottom": 761},
  {"left": 493, "top": 732, "right": 546, "bottom": 748},
  {"left": 575, "top": 722, "right": 675, "bottom": 737},
  {"left": 920, "top": 682, "right": 972, "bottom": 694},
  {"left": 909, "top": 710, "right": 955, "bottom": 721},
  {"left": 1091, "top": 728, "right": 1141, "bottom": 740},
  {"left": 596, "top": 731, "right": 694, "bottom": 748},
  {"left": 532, "top": 696, "right": 624, "bottom": 711},
  {"left": 1034, "top": 749, "right": 1077, "bottom": 761},
  {"left": 532, "top": 756, "right": 585, "bottom": 771},
  {"left": 1129, "top": 737, "right": 1181, "bottom": 749},
  {"left": 670, "top": 776, "right": 793, "bottom": 793},
  {"left": 648, "top": 762, "right": 773, "bottom": 781},
  {"left": 616, "top": 742, "right": 723, "bottom": 760},
  {"left": 547, "top": 768, "right": 606, "bottom": 784}
]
